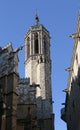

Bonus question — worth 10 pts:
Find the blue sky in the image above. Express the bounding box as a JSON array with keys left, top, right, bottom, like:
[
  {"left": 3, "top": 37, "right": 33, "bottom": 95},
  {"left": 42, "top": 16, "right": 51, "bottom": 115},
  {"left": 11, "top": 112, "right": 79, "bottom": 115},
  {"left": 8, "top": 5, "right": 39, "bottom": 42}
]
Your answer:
[{"left": 0, "top": 1, "right": 80, "bottom": 130}]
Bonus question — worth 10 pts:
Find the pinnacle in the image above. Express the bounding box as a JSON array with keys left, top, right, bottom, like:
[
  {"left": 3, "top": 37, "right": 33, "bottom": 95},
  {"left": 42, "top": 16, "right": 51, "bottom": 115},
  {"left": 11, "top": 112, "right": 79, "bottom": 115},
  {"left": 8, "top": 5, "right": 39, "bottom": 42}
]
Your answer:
[{"left": 35, "top": 11, "right": 39, "bottom": 25}]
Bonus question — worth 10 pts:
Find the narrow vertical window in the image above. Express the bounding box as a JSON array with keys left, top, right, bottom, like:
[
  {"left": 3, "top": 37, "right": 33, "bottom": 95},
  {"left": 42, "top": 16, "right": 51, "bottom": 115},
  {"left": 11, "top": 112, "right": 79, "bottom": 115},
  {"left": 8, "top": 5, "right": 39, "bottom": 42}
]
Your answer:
[
  {"left": 27, "top": 37, "right": 30, "bottom": 59},
  {"left": 44, "top": 41, "right": 46, "bottom": 55},
  {"left": 34, "top": 33, "right": 39, "bottom": 54},
  {"left": 43, "top": 36, "right": 46, "bottom": 55}
]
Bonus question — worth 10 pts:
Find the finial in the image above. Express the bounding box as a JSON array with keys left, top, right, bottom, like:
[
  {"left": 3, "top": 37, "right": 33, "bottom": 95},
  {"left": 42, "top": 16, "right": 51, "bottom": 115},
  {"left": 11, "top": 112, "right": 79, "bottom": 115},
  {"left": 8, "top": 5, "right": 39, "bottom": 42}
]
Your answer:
[{"left": 35, "top": 10, "right": 39, "bottom": 25}]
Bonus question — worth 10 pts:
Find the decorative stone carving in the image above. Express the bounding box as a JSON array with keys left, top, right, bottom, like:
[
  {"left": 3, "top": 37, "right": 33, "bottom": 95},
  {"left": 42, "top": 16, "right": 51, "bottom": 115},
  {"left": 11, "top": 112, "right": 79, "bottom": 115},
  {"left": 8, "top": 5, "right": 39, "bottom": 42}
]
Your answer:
[{"left": 0, "top": 43, "right": 19, "bottom": 78}]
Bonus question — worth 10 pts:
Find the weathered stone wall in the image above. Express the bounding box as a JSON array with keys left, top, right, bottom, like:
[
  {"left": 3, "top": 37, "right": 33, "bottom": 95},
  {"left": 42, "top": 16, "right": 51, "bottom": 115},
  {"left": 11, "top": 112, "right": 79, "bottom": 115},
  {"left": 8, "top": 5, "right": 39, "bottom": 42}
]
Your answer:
[
  {"left": 17, "top": 78, "right": 37, "bottom": 130},
  {"left": 62, "top": 13, "right": 80, "bottom": 130},
  {"left": 0, "top": 43, "right": 19, "bottom": 130},
  {"left": 0, "top": 43, "right": 18, "bottom": 78}
]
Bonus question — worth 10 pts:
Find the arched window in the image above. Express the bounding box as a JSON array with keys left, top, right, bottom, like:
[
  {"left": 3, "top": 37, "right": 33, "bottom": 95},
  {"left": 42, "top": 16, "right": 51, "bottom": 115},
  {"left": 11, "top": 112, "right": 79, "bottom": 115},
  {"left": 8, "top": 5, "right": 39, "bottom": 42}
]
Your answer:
[
  {"left": 27, "top": 37, "right": 30, "bottom": 58},
  {"left": 34, "top": 33, "right": 39, "bottom": 54},
  {"left": 35, "top": 39, "right": 38, "bottom": 54}
]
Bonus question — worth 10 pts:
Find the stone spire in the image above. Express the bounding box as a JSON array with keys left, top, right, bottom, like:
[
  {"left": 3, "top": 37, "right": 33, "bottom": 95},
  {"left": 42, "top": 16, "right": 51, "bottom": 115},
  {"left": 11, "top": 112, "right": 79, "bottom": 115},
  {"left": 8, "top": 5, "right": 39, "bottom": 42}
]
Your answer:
[{"left": 35, "top": 12, "right": 39, "bottom": 25}]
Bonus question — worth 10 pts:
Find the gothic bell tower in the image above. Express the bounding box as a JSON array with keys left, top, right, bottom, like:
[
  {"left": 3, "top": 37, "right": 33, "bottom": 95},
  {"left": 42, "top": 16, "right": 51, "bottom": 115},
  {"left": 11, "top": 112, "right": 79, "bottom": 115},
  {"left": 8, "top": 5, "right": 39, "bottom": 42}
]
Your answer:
[{"left": 24, "top": 14, "right": 54, "bottom": 130}]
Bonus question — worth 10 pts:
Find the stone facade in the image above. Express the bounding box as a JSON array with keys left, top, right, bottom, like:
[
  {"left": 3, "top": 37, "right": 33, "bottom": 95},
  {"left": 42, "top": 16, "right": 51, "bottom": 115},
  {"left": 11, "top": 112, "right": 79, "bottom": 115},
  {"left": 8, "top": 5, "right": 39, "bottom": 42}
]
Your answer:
[
  {"left": 0, "top": 43, "right": 19, "bottom": 130},
  {"left": 61, "top": 11, "right": 80, "bottom": 130},
  {"left": 25, "top": 15, "right": 54, "bottom": 130},
  {"left": 0, "top": 43, "right": 18, "bottom": 77},
  {"left": 17, "top": 78, "right": 37, "bottom": 130}
]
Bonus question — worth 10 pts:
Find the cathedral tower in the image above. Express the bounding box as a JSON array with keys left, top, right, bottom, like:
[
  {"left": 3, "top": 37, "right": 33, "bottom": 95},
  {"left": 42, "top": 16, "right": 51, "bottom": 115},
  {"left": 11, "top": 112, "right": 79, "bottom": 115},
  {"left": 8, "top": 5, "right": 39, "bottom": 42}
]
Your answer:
[{"left": 25, "top": 14, "right": 54, "bottom": 130}]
